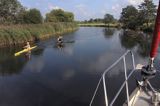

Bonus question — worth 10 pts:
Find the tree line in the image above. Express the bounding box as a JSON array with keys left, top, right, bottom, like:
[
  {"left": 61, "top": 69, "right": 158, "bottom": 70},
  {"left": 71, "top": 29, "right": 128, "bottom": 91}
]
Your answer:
[
  {"left": 81, "top": 0, "right": 157, "bottom": 31},
  {"left": 0, "top": 0, "right": 157, "bottom": 31},
  {"left": 0, "top": 0, "right": 74, "bottom": 25},
  {"left": 120, "top": 0, "right": 156, "bottom": 31},
  {"left": 80, "top": 17, "right": 117, "bottom": 25}
]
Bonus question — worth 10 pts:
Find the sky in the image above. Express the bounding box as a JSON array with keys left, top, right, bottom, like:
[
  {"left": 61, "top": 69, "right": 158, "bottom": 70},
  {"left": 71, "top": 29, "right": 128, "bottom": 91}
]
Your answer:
[{"left": 18, "top": 0, "right": 159, "bottom": 21}]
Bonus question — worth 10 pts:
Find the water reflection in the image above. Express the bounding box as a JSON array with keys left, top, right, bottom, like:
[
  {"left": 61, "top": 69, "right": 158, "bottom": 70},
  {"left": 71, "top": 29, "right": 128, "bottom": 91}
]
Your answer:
[
  {"left": 54, "top": 42, "right": 65, "bottom": 49},
  {"left": 32, "top": 47, "right": 44, "bottom": 56},
  {"left": 0, "top": 27, "right": 153, "bottom": 106},
  {"left": 120, "top": 30, "right": 152, "bottom": 57},
  {"left": 24, "top": 56, "right": 44, "bottom": 73},
  {"left": 0, "top": 46, "right": 45, "bottom": 76},
  {"left": 103, "top": 28, "right": 115, "bottom": 38},
  {"left": 0, "top": 47, "right": 26, "bottom": 76},
  {"left": 62, "top": 69, "right": 75, "bottom": 80},
  {"left": 120, "top": 30, "right": 139, "bottom": 49},
  {"left": 137, "top": 33, "right": 152, "bottom": 57},
  {"left": 25, "top": 52, "right": 31, "bottom": 60}
]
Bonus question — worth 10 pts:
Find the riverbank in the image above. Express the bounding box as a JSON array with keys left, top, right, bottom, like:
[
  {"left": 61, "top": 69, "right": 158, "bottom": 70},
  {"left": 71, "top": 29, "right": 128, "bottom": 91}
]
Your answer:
[
  {"left": 0, "top": 22, "right": 78, "bottom": 47},
  {"left": 78, "top": 23, "right": 120, "bottom": 27}
]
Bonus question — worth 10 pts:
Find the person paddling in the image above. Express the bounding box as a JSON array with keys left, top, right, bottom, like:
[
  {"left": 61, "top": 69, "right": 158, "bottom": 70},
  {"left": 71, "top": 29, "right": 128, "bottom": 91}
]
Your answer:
[
  {"left": 23, "top": 42, "right": 31, "bottom": 59},
  {"left": 57, "top": 36, "right": 63, "bottom": 44},
  {"left": 24, "top": 42, "right": 31, "bottom": 49}
]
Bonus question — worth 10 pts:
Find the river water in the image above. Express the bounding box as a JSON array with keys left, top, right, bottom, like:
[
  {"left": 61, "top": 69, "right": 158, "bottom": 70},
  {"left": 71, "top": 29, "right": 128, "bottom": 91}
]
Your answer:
[{"left": 0, "top": 27, "right": 160, "bottom": 106}]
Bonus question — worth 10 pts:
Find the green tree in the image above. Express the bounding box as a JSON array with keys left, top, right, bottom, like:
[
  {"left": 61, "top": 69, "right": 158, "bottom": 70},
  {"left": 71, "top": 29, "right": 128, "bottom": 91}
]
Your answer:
[
  {"left": 138, "top": 0, "right": 156, "bottom": 27},
  {"left": 23, "top": 8, "right": 43, "bottom": 24},
  {"left": 65, "top": 12, "right": 74, "bottom": 22},
  {"left": 45, "top": 9, "right": 74, "bottom": 22},
  {"left": 119, "top": 5, "right": 138, "bottom": 30},
  {"left": 104, "top": 14, "right": 114, "bottom": 26},
  {"left": 15, "top": 8, "right": 27, "bottom": 24},
  {"left": 88, "top": 18, "right": 94, "bottom": 23},
  {"left": 46, "top": 12, "right": 57, "bottom": 22},
  {"left": 0, "top": 0, "right": 24, "bottom": 24}
]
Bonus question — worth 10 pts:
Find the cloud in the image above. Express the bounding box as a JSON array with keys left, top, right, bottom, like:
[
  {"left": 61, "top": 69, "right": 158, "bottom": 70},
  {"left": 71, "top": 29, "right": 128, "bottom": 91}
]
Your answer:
[
  {"left": 75, "top": 4, "right": 89, "bottom": 16},
  {"left": 24, "top": 57, "right": 44, "bottom": 73},
  {"left": 111, "top": 4, "right": 122, "bottom": 18},
  {"left": 127, "top": 0, "right": 143, "bottom": 5},
  {"left": 19, "top": 0, "right": 159, "bottom": 20},
  {"left": 112, "top": 4, "right": 121, "bottom": 10},
  {"left": 74, "top": 4, "right": 95, "bottom": 20},
  {"left": 48, "top": 3, "right": 62, "bottom": 11},
  {"left": 62, "top": 69, "right": 75, "bottom": 80},
  {"left": 99, "top": 3, "right": 123, "bottom": 19}
]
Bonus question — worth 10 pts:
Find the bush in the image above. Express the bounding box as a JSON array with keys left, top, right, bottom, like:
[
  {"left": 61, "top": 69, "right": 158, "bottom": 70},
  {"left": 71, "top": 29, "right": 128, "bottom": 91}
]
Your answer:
[{"left": 0, "top": 22, "right": 78, "bottom": 47}]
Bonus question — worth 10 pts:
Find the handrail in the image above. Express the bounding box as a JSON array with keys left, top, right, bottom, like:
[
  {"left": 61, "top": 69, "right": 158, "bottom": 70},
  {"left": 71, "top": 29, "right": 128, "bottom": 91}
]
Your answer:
[{"left": 89, "top": 50, "right": 136, "bottom": 106}]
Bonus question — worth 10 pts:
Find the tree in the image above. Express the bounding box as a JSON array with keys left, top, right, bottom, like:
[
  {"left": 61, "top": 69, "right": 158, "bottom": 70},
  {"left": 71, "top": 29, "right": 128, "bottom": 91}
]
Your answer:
[
  {"left": 65, "top": 12, "right": 74, "bottom": 22},
  {"left": 0, "top": 0, "right": 24, "bottom": 24},
  {"left": 104, "top": 14, "right": 114, "bottom": 26},
  {"left": 46, "top": 12, "right": 57, "bottom": 22},
  {"left": 45, "top": 9, "right": 74, "bottom": 22},
  {"left": 88, "top": 18, "right": 94, "bottom": 23},
  {"left": 23, "top": 9, "right": 43, "bottom": 24},
  {"left": 15, "top": 8, "right": 27, "bottom": 24},
  {"left": 119, "top": 5, "right": 138, "bottom": 30},
  {"left": 138, "top": 0, "right": 156, "bottom": 27},
  {"left": 103, "top": 28, "right": 115, "bottom": 38}
]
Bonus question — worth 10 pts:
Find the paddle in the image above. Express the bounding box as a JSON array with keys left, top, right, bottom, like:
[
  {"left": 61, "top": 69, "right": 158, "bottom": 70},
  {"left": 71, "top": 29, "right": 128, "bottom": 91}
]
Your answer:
[
  {"left": 63, "top": 41, "right": 75, "bottom": 43},
  {"left": 14, "top": 46, "right": 37, "bottom": 56}
]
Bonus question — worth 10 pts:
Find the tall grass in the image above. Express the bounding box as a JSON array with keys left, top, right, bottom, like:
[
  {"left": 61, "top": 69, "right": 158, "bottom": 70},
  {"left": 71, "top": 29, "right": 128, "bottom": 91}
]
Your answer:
[
  {"left": 78, "top": 23, "right": 120, "bottom": 27},
  {"left": 0, "top": 22, "right": 78, "bottom": 47}
]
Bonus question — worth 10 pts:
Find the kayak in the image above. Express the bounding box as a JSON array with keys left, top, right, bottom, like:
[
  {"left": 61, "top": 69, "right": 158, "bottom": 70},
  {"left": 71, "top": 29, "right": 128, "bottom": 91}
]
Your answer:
[{"left": 14, "top": 46, "right": 37, "bottom": 56}]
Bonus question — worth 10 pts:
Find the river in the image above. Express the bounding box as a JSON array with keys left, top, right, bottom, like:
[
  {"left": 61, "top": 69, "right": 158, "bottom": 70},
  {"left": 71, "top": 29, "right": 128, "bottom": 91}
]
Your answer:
[{"left": 0, "top": 27, "right": 160, "bottom": 106}]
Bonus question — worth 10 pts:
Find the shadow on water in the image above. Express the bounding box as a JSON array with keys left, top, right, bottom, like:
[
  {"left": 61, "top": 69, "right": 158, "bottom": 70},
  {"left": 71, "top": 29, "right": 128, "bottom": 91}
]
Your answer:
[
  {"left": 0, "top": 47, "right": 26, "bottom": 76},
  {"left": 119, "top": 30, "right": 152, "bottom": 58},
  {"left": 103, "top": 28, "right": 115, "bottom": 39},
  {"left": 32, "top": 47, "right": 44, "bottom": 56},
  {"left": 0, "top": 46, "right": 44, "bottom": 76}
]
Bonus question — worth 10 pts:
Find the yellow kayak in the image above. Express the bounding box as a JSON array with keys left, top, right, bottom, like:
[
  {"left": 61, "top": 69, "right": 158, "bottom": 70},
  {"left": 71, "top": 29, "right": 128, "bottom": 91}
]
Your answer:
[{"left": 14, "top": 46, "right": 37, "bottom": 56}]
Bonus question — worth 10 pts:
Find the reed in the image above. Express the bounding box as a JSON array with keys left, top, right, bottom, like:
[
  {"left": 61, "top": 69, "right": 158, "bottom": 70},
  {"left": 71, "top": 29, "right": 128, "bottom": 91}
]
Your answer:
[
  {"left": 0, "top": 22, "right": 78, "bottom": 47},
  {"left": 78, "top": 23, "right": 120, "bottom": 27}
]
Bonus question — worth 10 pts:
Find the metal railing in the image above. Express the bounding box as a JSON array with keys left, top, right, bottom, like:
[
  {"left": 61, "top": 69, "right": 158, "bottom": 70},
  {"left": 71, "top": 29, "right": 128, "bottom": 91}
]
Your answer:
[{"left": 90, "top": 50, "right": 136, "bottom": 106}]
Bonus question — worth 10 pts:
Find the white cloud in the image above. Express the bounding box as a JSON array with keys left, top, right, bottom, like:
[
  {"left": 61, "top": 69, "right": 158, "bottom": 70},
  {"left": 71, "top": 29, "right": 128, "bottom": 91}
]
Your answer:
[
  {"left": 75, "top": 4, "right": 90, "bottom": 16},
  {"left": 19, "top": 0, "right": 159, "bottom": 20},
  {"left": 48, "top": 3, "right": 62, "bottom": 10},
  {"left": 112, "top": 4, "right": 123, "bottom": 18},
  {"left": 74, "top": 4, "right": 95, "bottom": 20},
  {"left": 112, "top": 4, "right": 121, "bottom": 11},
  {"left": 127, "top": 0, "right": 143, "bottom": 5},
  {"left": 99, "top": 3, "right": 122, "bottom": 19}
]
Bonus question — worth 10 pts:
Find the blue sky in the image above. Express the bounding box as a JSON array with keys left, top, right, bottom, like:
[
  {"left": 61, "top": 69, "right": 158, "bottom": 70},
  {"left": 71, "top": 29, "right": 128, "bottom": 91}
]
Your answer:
[{"left": 18, "top": 0, "right": 159, "bottom": 21}]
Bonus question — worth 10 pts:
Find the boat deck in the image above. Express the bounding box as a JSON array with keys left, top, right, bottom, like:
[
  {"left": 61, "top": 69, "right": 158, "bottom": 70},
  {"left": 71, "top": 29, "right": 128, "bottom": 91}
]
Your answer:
[
  {"left": 128, "top": 87, "right": 160, "bottom": 106},
  {"left": 129, "top": 64, "right": 154, "bottom": 106},
  {"left": 133, "top": 89, "right": 152, "bottom": 106}
]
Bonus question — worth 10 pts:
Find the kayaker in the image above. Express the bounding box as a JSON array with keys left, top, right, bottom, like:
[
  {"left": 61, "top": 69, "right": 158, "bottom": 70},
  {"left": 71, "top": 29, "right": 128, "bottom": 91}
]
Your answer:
[
  {"left": 57, "top": 36, "right": 63, "bottom": 44},
  {"left": 24, "top": 42, "right": 31, "bottom": 49}
]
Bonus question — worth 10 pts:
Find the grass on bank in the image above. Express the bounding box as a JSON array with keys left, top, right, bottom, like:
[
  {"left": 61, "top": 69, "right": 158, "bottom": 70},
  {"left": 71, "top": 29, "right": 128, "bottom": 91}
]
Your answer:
[
  {"left": 78, "top": 23, "right": 120, "bottom": 27},
  {"left": 0, "top": 22, "right": 78, "bottom": 47}
]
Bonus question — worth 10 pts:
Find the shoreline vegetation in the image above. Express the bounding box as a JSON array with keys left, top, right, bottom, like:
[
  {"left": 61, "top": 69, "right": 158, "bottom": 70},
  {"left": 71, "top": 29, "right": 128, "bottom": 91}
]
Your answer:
[
  {"left": 0, "top": 22, "right": 78, "bottom": 47},
  {"left": 78, "top": 1, "right": 157, "bottom": 32},
  {"left": 78, "top": 23, "right": 120, "bottom": 27},
  {"left": 0, "top": 0, "right": 157, "bottom": 48},
  {"left": 0, "top": 0, "right": 78, "bottom": 48}
]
